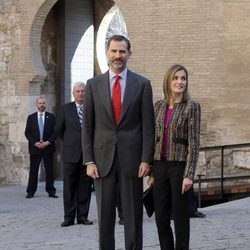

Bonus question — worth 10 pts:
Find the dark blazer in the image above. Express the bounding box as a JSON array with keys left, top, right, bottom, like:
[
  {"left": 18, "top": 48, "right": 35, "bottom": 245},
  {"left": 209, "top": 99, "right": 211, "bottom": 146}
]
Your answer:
[
  {"left": 25, "top": 111, "right": 56, "bottom": 155},
  {"left": 56, "top": 102, "right": 82, "bottom": 163},
  {"left": 82, "top": 70, "right": 155, "bottom": 177}
]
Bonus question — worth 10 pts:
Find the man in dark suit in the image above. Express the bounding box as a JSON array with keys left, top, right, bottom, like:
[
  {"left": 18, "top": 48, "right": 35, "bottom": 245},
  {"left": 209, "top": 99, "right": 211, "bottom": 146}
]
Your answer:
[
  {"left": 82, "top": 35, "right": 154, "bottom": 250},
  {"left": 25, "top": 96, "right": 57, "bottom": 199},
  {"left": 56, "top": 82, "right": 92, "bottom": 227}
]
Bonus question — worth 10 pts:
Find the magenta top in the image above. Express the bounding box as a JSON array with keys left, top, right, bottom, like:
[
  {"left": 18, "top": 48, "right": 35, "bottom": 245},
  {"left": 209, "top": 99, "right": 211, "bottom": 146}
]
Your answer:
[{"left": 161, "top": 108, "right": 173, "bottom": 158}]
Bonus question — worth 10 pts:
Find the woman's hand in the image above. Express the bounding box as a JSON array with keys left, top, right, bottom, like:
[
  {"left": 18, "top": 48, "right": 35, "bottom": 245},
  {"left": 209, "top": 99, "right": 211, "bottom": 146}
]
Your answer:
[
  {"left": 147, "top": 176, "right": 154, "bottom": 187},
  {"left": 182, "top": 177, "right": 193, "bottom": 194}
]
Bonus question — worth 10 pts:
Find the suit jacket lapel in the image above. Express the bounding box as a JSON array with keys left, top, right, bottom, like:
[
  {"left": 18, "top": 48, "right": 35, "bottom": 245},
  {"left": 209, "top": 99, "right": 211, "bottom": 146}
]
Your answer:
[
  {"left": 97, "top": 71, "right": 114, "bottom": 122},
  {"left": 119, "top": 70, "right": 138, "bottom": 124},
  {"left": 97, "top": 70, "right": 139, "bottom": 125},
  {"left": 71, "top": 102, "right": 81, "bottom": 129},
  {"left": 35, "top": 113, "right": 40, "bottom": 136},
  {"left": 44, "top": 112, "right": 48, "bottom": 131}
]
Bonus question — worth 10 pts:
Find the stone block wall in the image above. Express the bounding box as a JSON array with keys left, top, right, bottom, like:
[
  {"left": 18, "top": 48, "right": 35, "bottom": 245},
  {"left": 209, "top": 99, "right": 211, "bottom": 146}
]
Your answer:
[
  {"left": 0, "top": 0, "right": 27, "bottom": 183},
  {"left": 0, "top": 0, "right": 55, "bottom": 183},
  {"left": 197, "top": 148, "right": 250, "bottom": 188}
]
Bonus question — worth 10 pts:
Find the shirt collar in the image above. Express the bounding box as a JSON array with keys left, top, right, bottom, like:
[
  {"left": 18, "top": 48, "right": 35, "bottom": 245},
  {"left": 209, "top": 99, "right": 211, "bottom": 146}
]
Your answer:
[
  {"left": 109, "top": 68, "right": 127, "bottom": 80},
  {"left": 38, "top": 111, "right": 45, "bottom": 116},
  {"left": 75, "top": 102, "right": 83, "bottom": 108}
]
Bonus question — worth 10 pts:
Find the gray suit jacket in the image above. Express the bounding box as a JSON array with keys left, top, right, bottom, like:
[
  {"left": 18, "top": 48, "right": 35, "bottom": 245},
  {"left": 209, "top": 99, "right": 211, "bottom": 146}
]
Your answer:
[{"left": 82, "top": 70, "right": 154, "bottom": 177}]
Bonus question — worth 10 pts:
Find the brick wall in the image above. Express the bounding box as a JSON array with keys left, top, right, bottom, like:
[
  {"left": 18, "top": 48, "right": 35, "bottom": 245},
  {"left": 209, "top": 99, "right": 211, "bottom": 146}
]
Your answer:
[{"left": 116, "top": 0, "right": 250, "bottom": 147}]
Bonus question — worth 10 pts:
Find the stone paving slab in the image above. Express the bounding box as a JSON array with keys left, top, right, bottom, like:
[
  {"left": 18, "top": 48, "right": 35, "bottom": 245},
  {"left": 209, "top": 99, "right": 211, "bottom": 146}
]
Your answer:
[{"left": 0, "top": 181, "right": 250, "bottom": 250}]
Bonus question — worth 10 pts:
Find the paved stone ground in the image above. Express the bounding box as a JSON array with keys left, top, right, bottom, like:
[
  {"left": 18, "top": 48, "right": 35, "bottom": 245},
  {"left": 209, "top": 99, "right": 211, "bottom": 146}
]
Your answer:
[{"left": 0, "top": 181, "right": 250, "bottom": 250}]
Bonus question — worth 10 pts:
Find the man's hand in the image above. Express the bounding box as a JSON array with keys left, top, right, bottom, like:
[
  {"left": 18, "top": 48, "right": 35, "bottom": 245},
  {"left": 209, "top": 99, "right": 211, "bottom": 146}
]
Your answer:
[
  {"left": 138, "top": 162, "right": 151, "bottom": 178},
  {"left": 40, "top": 141, "right": 49, "bottom": 148},
  {"left": 182, "top": 177, "right": 193, "bottom": 194},
  {"left": 86, "top": 163, "right": 99, "bottom": 179},
  {"left": 35, "top": 142, "right": 43, "bottom": 149},
  {"left": 34, "top": 141, "right": 49, "bottom": 149}
]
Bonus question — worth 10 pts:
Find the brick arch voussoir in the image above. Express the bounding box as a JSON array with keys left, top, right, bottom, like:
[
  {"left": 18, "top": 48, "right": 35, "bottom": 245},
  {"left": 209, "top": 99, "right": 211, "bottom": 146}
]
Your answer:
[{"left": 29, "top": 0, "right": 58, "bottom": 78}]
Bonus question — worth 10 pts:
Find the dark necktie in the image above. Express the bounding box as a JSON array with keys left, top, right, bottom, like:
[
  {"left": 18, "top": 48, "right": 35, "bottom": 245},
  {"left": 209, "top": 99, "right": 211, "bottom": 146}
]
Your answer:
[
  {"left": 112, "top": 75, "right": 121, "bottom": 125},
  {"left": 79, "top": 106, "right": 83, "bottom": 127},
  {"left": 38, "top": 113, "right": 44, "bottom": 140}
]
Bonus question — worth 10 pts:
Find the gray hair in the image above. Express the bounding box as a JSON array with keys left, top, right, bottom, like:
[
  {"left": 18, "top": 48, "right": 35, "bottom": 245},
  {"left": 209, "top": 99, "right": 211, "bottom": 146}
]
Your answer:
[
  {"left": 73, "top": 82, "right": 86, "bottom": 90},
  {"left": 36, "top": 96, "right": 46, "bottom": 103}
]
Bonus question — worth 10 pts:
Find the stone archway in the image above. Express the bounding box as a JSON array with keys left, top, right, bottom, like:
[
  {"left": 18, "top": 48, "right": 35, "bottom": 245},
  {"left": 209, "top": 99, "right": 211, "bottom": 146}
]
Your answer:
[
  {"left": 28, "top": 0, "right": 59, "bottom": 117},
  {"left": 29, "top": 0, "right": 60, "bottom": 180},
  {"left": 29, "top": 0, "right": 58, "bottom": 78},
  {"left": 28, "top": 0, "right": 95, "bottom": 180}
]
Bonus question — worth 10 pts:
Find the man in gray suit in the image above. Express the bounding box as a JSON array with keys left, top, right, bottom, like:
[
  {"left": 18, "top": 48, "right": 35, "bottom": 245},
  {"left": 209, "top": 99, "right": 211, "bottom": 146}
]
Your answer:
[
  {"left": 56, "top": 82, "right": 92, "bottom": 227},
  {"left": 82, "top": 35, "right": 154, "bottom": 250}
]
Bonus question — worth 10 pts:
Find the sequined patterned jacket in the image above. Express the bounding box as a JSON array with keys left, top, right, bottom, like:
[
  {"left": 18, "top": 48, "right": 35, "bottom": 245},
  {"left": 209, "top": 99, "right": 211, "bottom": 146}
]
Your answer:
[{"left": 153, "top": 98, "right": 201, "bottom": 180}]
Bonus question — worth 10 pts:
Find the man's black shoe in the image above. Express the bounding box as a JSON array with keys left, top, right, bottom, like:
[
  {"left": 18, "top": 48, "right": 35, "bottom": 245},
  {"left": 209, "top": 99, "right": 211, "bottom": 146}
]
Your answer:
[
  {"left": 61, "top": 219, "right": 74, "bottom": 227},
  {"left": 26, "top": 194, "right": 34, "bottom": 199},
  {"left": 190, "top": 211, "right": 206, "bottom": 218},
  {"left": 77, "top": 218, "right": 93, "bottom": 225},
  {"left": 48, "top": 193, "right": 58, "bottom": 198}
]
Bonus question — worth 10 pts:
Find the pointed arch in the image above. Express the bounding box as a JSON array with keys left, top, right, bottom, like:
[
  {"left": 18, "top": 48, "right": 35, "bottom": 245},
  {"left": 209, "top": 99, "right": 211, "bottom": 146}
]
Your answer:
[
  {"left": 29, "top": 0, "right": 58, "bottom": 76},
  {"left": 96, "top": 5, "right": 128, "bottom": 73}
]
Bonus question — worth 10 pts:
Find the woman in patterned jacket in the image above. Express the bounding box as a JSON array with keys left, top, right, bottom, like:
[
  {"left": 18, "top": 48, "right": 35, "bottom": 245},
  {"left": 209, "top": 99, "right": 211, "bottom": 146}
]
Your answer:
[{"left": 149, "top": 64, "right": 201, "bottom": 250}]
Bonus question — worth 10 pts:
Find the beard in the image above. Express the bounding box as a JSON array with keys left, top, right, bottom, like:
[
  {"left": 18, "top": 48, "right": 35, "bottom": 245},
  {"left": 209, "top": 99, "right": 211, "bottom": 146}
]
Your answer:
[
  {"left": 109, "top": 60, "right": 125, "bottom": 70},
  {"left": 38, "top": 106, "right": 46, "bottom": 112}
]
